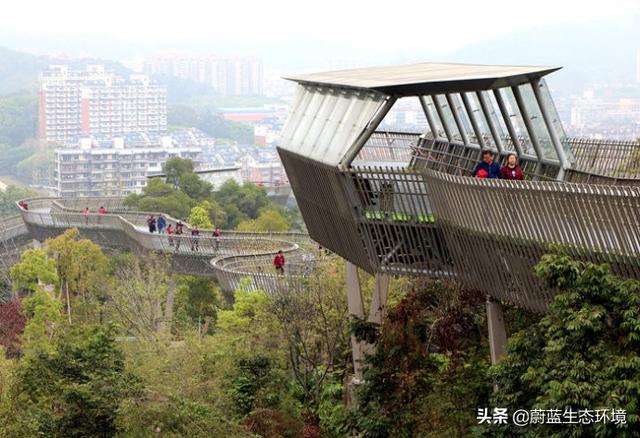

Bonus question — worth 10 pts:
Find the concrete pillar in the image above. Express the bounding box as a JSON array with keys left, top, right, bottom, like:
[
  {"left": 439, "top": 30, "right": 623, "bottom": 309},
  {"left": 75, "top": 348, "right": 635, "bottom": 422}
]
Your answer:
[
  {"left": 345, "top": 261, "right": 366, "bottom": 381},
  {"left": 486, "top": 297, "right": 507, "bottom": 365},
  {"left": 368, "top": 274, "right": 390, "bottom": 325}
]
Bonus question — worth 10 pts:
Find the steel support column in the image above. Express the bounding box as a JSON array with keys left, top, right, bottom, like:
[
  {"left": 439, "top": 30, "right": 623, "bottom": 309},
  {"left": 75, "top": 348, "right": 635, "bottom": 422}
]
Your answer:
[
  {"left": 531, "top": 79, "right": 568, "bottom": 180},
  {"left": 431, "top": 95, "right": 454, "bottom": 142},
  {"left": 493, "top": 89, "right": 526, "bottom": 159},
  {"left": 418, "top": 95, "right": 440, "bottom": 139},
  {"left": 512, "top": 85, "right": 545, "bottom": 175},
  {"left": 446, "top": 94, "right": 470, "bottom": 145},
  {"left": 486, "top": 297, "right": 507, "bottom": 365},
  {"left": 341, "top": 96, "right": 398, "bottom": 167},
  {"left": 460, "top": 92, "right": 487, "bottom": 149},
  {"left": 475, "top": 91, "right": 504, "bottom": 154}
]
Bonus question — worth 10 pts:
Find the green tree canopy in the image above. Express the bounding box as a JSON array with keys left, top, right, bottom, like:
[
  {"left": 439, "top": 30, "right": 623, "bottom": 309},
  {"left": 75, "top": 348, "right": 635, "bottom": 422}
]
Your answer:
[
  {"left": 487, "top": 252, "right": 640, "bottom": 437},
  {"left": 178, "top": 172, "right": 213, "bottom": 200},
  {"left": 163, "top": 156, "right": 195, "bottom": 187},
  {"left": 10, "top": 249, "right": 58, "bottom": 293},
  {"left": 236, "top": 207, "right": 288, "bottom": 232},
  {"left": 44, "top": 228, "right": 110, "bottom": 323},
  {"left": 214, "top": 180, "right": 270, "bottom": 222},
  {"left": 7, "top": 325, "right": 140, "bottom": 437},
  {"left": 0, "top": 184, "right": 38, "bottom": 218},
  {"left": 188, "top": 203, "right": 213, "bottom": 229}
]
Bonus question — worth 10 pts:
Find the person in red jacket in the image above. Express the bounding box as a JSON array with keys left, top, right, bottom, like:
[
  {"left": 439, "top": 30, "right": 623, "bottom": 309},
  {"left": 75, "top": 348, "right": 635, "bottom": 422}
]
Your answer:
[
  {"left": 273, "top": 250, "right": 285, "bottom": 274},
  {"left": 501, "top": 153, "right": 524, "bottom": 181}
]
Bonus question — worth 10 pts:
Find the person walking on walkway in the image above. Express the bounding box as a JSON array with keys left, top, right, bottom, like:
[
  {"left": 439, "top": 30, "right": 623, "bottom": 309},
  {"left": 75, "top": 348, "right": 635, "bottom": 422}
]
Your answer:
[
  {"left": 501, "top": 152, "right": 524, "bottom": 181},
  {"left": 147, "top": 215, "right": 157, "bottom": 233},
  {"left": 273, "top": 250, "right": 285, "bottom": 274},
  {"left": 175, "top": 221, "right": 184, "bottom": 251},
  {"left": 157, "top": 215, "right": 167, "bottom": 233},
  {"left": 472, "top": 150, "right": 503, "bottom": 179},
  {"left": 190, "top": 225, "right": 200, "bottom": 251},
  {"left": 213, "top": 226, "right": 221, "bottom": 251},
  {"left": 84, "top": 207, "right": 90, "bottom": 224},
  {"left": 97, "top": 206, "right": 106, "bottom": 223},
  {"left": 167, "top": 224, "right": 174, "bottom": 247}
]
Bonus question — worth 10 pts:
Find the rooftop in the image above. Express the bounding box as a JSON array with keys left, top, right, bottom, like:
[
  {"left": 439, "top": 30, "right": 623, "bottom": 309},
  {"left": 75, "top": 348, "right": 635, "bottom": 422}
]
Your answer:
[{"left": 284, "top": 62, "right": 561, "bottom": 95}]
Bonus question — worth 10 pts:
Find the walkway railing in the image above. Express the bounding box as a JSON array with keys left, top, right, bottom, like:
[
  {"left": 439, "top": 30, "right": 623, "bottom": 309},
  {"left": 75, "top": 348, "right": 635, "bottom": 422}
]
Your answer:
[{"left": 422, "top": 169, "right": 640, "bottom": 310}]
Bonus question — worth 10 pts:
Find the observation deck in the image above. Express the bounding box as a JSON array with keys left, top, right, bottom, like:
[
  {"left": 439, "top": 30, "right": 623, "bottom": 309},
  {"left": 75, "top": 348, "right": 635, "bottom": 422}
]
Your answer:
[{"left": 278, "top": 62, "right": 640, "bottom": 311}]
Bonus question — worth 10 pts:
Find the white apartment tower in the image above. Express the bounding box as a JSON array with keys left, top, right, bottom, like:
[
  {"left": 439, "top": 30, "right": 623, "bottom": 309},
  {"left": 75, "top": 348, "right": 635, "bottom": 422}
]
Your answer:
[{"left": 39, "top": 65, "right": 167, "bottom": 144}]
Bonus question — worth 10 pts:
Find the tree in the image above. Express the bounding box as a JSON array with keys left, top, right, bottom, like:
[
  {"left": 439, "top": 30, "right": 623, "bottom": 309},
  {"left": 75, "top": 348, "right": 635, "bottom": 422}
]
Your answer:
[
  {"left": 5, "top": 325, "right": 140, "bottom": 437},
  {"left": 20, "top": 287, "right": 64, "bottom": 353},
  {"left": 139, "top": 177, "right": 174, "bottom": 197},
  {"left": 173, "top": 277, "right": 222, "bottom": 336},
  {"left": 45, "top": 229, "right": 110, "bottom": 323},
  {"left": 109, "top": 253, "right": 175, "bottom": 341},
  {"left": 0, "top": 184, "right": 38, "bottom": 218},
  {"left": 267, "top": 260, "right": 352, "bottom": 432},
  {"left": 163, "top": 156, "right": 195, "bottom": 187},
  {"left": 214, "top": 180, "right": 270, "bottom": 224},
  {"left": 236, "top": 207, "right": 289, "bottom": 232},
  {"left": 486, "top": 252, "right": 640, "bottom": 437},
  {"left": 351, "top": 278, "right": 492, "bottom": 437},
  {"left": 9, "top": 249, "right": 58, "bottom": 294},
  {"left": 188, "top": 204, "right": 213, "bottom": 229},
  {"left": 0, "top": 299, "right": 25, "bottom": 358},
  {"left": 179, "top": 172, "right": 213, "bottom": 201},
  {"left": 125, "top": 177, "right": 194, "bottom": 219}
]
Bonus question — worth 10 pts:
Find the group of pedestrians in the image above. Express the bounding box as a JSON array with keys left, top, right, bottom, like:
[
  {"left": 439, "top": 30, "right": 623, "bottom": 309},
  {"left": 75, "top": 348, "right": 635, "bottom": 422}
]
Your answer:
[
  {"left": 471, "top": 151, "right": 524, "bottom": 180},
  {"left": 82, "top": 206, "right": 107, "bottom": 224},
  {"left": 146, "top": 215, "right": 225, "bottom": 253},
  {"left": 146, "top": 214, "right": 168, "bottom": 233},
  {"left": 141, "top": 213, "right": 289, "bottom": 275}
]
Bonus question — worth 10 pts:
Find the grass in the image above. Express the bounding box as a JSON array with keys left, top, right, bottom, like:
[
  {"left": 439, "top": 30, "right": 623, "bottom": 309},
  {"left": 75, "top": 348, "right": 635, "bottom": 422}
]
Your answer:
[{"left": 364, "top": 211, "right": 435, "bottom": 223}]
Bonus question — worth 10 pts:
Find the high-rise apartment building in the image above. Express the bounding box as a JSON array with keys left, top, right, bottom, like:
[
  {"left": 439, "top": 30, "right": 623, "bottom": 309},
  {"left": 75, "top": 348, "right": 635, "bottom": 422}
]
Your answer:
[
  {"left": 53, "top": 130, "right": 207, "bottom": 197},
  {"left": 39, "top": 65, "right": 167, "bottom": 144},
  {"left": 143, "top": 55, "right": 264, "bottom": 96}
]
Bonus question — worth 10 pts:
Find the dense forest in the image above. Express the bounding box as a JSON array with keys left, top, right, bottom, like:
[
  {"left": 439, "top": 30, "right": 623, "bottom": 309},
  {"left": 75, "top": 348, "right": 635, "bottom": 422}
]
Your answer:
[{"left": 1, "top": 233, "right": 639, "bottom": 436}]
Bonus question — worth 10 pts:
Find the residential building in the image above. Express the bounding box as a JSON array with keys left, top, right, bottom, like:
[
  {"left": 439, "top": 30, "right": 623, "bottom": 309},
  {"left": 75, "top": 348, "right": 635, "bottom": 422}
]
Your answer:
[
  {"left": 53, "top": 130, "right": 205, "bottom": 197},
  {"left": 39, "top": 65, "right": 167, "bottom": 144}
]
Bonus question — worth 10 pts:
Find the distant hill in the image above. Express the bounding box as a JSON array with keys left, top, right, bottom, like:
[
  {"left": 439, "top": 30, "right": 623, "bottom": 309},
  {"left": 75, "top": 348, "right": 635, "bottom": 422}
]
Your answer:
[
  {"left": 0, "top": 47, "right": 50, "bottom": 94},
  {"left": 0, "top": 46, "right": 130, "bottom": 96},
  {"left": 446, "top": 16, "right": 640, "bottom": 94}
]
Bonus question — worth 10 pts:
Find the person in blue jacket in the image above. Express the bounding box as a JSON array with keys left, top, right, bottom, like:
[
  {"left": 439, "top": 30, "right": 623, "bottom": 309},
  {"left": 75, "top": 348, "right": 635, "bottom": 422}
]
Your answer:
[
  {"left": 157, "top": 215, "right": 167, "bottom": 233},
  {"left": 471, "top": 150, "right": 504, "bottom": 179}
]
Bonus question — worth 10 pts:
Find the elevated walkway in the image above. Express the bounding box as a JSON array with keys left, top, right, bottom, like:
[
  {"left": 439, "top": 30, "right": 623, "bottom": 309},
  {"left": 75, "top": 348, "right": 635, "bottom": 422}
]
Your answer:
[{"left": 0, "top": 197, "right": 323, "bottom": 294}]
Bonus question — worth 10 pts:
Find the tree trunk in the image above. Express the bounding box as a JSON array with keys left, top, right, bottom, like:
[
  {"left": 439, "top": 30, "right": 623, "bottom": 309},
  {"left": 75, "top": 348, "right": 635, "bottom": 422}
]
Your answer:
[
  {"left": 65, "top": 281, "right": 72, "bottom": 324},
  {"left": 159, "top": 275, "right": 176, "bottom": 337}
]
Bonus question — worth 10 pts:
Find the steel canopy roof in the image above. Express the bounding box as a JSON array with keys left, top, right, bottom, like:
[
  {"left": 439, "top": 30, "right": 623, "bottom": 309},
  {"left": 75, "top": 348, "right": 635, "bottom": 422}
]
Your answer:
[{"left": 284, "top": 62, "right": 561, "bottom": 96}]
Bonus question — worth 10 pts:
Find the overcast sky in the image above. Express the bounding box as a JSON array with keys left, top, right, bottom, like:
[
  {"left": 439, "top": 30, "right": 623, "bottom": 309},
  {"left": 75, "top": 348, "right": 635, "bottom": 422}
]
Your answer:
[{"left": 2, "top": 0, "right": 638, "bottom": 54}]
